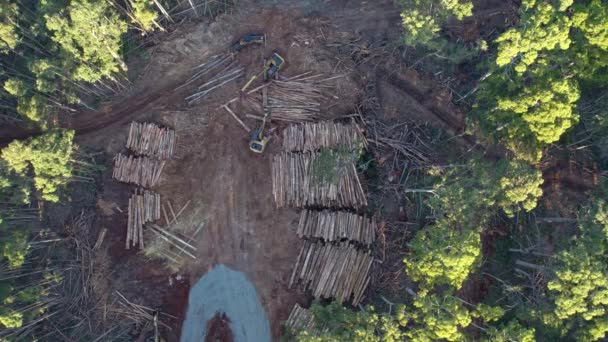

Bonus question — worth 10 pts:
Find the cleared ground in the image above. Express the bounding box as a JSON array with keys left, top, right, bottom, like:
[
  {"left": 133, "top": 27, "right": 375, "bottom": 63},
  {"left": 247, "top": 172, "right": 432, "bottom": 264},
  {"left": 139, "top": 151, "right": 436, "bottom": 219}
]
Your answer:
[{"left": 76, "top": 1, "right": 469, "bottom": 340}]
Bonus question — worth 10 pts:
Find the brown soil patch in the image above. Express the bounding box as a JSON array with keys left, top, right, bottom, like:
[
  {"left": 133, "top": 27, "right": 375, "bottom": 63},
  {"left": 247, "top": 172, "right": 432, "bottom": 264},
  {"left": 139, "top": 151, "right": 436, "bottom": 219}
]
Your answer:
[{"left": 205, "top": 313, "right": 234, "bottom": 342}]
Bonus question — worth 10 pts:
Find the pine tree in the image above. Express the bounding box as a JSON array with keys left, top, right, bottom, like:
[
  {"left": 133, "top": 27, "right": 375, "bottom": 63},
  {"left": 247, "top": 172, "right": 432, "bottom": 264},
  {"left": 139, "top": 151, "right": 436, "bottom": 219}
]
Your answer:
[
  {"left": 44, "top": 0, "right": 128, "bottom": 83},
  {"left": 1, "top": 130, "right": 74, "bottom": 202},
  {"left": 546, "top": 199, "right": 608, "bottom": 341},
  {"left": 395, "top": 0, "right": 473, "bottom": 50}
]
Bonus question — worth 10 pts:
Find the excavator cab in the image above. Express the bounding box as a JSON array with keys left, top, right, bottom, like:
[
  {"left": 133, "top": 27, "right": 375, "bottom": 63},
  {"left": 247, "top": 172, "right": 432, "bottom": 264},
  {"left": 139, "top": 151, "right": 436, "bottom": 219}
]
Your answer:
[
  {"left": 231, "top": 34, "right": 266, "bottom": 53},
  {"left": 241, "top": 53, "right": 285, "bottom": 92},
  {"left": 264, "top": 53, "right": 285, "bottom": 80},
  {"left": 249, "top": 128, "right": 267, "bottom": 154}
]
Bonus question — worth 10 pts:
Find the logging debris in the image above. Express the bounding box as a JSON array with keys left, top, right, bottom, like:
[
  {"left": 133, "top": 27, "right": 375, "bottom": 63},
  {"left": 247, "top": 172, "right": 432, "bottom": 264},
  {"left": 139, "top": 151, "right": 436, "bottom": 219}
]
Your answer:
[
  {"left": 126, "top": 189, "right": 161, "bottom": 250},
  {"left": 297, "top": 209, "right": 376, "bottom": 246},
  {"left": 289, "top": 241, "right": 373, "bottom": 306},
  {"left": 282, "top": 120, "right": 366, "bottom": 152},
  {"left": 127, "top": 122, "right": 176, "bottom": 159},
  {"left": 271, "top": 152, "right": 367, "bottom": 209},
  {"left": 112, "top": 153, "right": 166, "bottom": 187},
  {"left": 185, "top": 64, "right": 244, "bottom": 105}
]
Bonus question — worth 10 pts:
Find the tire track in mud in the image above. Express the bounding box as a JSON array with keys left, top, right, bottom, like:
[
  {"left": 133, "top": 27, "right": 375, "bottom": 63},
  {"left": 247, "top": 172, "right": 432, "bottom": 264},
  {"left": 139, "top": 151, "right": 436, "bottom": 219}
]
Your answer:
[{"left": 0, "top": 83, "right": 182, "bottom": 146}]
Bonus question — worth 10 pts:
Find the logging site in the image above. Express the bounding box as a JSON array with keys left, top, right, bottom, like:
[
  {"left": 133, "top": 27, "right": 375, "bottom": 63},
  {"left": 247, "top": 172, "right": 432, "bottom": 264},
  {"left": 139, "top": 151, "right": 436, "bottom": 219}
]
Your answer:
[{"left": 1, "top": 0, "right": 607, "bottom": 341}]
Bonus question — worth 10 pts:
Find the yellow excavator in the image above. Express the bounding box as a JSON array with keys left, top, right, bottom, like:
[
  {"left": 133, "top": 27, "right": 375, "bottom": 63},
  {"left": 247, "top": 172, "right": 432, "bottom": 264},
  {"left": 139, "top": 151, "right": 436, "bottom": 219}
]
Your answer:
[
  {"left": 249, "top": 111, "right": 270, "bottom": 153},
  {"left": 241, "top": 53, "right": 285, "bottom": 92},
  {"left": 244, "top": 53, "right": 285, "bottom": 153}
]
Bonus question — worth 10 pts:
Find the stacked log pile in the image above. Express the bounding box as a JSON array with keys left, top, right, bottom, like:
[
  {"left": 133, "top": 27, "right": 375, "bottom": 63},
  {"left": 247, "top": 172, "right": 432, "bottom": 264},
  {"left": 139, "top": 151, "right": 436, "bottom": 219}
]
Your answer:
[
  {"left": 271, "top": 152, "right": 367, "bottom": 208},
  {"left": 112, "top": 154, "right": 165, "bottom": 187},
  {"left": 285, "top": 304, "right": 317, "bottom": 334},
  {"left": 127, "top": 122, "right": 176, "bottom": 159},
  {"left": 290, "top": 241, "right": 373, "bottom": 305},
  {"left": 126, "top": 189, "right": 161, "bottom": 249},
  {"left": 297, "top": 209, "right": 376, "bottom": 246},
  {"left": 267, "top": 79, "right": 327, "bottom": 122},
  {"left": 282, "top": 121, "right": 365, "bottom": 152}
]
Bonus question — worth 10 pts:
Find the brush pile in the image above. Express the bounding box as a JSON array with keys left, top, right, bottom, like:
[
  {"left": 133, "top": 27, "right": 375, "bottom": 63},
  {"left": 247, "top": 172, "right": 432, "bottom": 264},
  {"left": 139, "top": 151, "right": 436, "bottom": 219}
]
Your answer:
[
  {"left": 290, "top": 241, "right": 373, "bottom": 305},
  {"left": 282, "top": 121, "right": 365, "bottom": 152},
  {"left": 127, "top": 122, "right": 176, "bottom": 159},
  {"left": 112, "top": 154, "right": 165, "bottom": 187},
  {"left": 271, "top": 152, "right": 367, "bottom": 208},
  {"left": 126, "top": 189, "right": 161, "bottom": 249},
  {"left": 297, "top": 209, "right": 376, "bottom": 246}
]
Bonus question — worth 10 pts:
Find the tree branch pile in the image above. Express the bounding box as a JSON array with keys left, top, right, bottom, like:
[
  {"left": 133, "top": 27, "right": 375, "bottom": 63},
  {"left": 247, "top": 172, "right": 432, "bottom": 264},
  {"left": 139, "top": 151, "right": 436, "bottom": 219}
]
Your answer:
[
  {"left": 127, "top": 121, "right": 176, "bottom": 159},
  {"left": 112, "top": 153, "right": 165, "bottom": 187},
  {"left": 289, "top": 241, "right": 373, "bottom": 306},
  {"left": 282, "top": 120, "right": 366, "bottom": 152},
  {"left": 126, "top": 189, "right": 161, "bottom": 250},
  {"left": 271, "top": 152, "right": 367, "bottom": 209},
  {"left": 297, "top": 209, "right": 376, "bottom": 246}
]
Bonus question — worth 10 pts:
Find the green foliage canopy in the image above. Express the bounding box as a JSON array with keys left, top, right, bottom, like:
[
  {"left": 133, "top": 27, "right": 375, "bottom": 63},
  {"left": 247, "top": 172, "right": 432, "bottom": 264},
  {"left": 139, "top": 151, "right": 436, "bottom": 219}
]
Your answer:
[{"left": 1, "top": 130, "right": 74, "bottom": 202}]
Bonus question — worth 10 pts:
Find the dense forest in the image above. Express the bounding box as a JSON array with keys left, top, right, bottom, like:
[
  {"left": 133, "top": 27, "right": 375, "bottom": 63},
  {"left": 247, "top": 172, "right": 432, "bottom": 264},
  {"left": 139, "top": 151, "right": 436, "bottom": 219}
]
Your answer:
[{"left": 1, "top": 0, "right": 608, "bottom": 341}]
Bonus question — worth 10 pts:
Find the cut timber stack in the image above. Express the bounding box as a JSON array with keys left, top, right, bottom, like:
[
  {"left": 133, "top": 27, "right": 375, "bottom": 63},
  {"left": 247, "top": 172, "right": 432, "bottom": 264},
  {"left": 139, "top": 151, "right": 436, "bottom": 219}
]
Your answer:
[
  {"left": 126, "top": 189, "right": 161, "bottom": 249},
  {"left": 112, "top": 154, "right": 165, "bottom": 187},
  {"left": 282, "top": 121, "right": 365, "bottom": 152},
  {"left": 267, "top": 78, "right": 329, "bottom": 122},
  {"left": 289, "top": 241, "right": 373, "bottom": 306},
  {"left": 127, "top": 122, "right": 176, "bottom": 159},
  {"left": 285, "top": 304, "right": 317, "bottom": 334},
  {"left": 297, "top": 209, "right": 376, "bottom": 246},
  {"left": 271, "top": 152, "right": 367, "bottom": 209}
]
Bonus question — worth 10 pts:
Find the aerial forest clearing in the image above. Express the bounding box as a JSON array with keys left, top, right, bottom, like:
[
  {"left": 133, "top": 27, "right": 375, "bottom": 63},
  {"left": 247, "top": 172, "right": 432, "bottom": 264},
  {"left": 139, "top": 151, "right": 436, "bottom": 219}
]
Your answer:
[{"left": 0, "top": 0, "right": 607, "bottom": 341}]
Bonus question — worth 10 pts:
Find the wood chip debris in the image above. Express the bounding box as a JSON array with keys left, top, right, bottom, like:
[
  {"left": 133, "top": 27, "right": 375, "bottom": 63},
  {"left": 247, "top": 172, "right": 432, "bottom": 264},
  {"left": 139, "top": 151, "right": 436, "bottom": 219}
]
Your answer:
[
  {"left": 289, "top": 241, "right": 373, "bottom": 306},
  {"left": 127, "top": 122, "right": 176, "bottom": 159},
  {"left": 271, "top": 152, "right": 367, "bottom": 209},
  {"left": 282, "top": 121, "right": 366, "bottom": 152},
  {"left": 297, "top": 209, "right": 376, "bottom": 246},
  {"left": 126, "top": 189, "right": 161, "bottom": 250},
  {"left": 112, "top": 153, "right": 165, "bottom": 187}
]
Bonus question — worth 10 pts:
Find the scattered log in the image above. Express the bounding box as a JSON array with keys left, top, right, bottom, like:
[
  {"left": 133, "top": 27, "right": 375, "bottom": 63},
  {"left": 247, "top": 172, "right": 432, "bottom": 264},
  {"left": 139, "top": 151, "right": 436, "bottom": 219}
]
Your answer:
[
  {"left": 125, "top": 189, "right": 161, "bottom": 249},
  {"left": 285, "top": 304, "right": 318, "bottom": 334}
]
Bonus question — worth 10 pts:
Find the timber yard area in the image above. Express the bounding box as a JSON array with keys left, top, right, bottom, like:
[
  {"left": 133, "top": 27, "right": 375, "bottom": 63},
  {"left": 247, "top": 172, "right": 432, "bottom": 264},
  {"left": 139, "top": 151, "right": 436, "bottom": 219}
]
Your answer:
[{"left": 1, "top": 0, "right": 607, "bottom": 341}]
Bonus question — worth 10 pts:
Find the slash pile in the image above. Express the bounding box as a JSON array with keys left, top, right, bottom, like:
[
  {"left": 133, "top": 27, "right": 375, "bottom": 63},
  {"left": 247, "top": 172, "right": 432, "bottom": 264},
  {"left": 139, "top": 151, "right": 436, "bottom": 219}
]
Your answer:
[
  {"left": 289, "top": 241, "right": 373, "bottom": 306},
  {"left": 112, "top": 154, "right": 165, "bottom": 187},
  {"left": 127, "top": 122, "right": 176, "bottom": 159},
  {"left": 297, "top": 209, "right": 376, "bottom": 246},
  {"left": 271, "top": 152, "right": 367, "bottom": 209},
  {"left": 282, "top": 121, "right": 365, "bottom": 152},
  {"left": 126, "top": 189, "right": 161, "bottom": 249}
]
